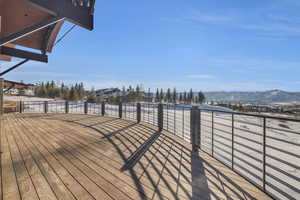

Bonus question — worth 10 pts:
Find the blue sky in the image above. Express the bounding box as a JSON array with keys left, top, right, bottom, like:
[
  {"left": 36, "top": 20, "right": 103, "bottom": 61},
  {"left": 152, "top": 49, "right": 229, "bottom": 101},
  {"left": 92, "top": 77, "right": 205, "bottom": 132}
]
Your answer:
[{"left": 1, "top": 0, "right": 300, "bottom": 91}]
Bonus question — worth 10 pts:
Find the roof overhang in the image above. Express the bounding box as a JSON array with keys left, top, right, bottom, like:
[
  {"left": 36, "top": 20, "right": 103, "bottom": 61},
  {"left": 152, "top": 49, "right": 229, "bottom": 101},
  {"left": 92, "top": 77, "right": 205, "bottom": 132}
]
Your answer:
[{"left": 0, "top": 0, "right": 95, "bottom": 63}]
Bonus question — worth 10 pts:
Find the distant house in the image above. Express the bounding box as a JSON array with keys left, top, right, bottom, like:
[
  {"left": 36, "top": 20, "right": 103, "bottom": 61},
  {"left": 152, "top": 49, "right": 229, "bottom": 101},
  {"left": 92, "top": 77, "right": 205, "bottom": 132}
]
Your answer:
[
  {"left": 96, "top": 88, "right": 121, "bottom": 100},
  {"left": 3, "top": 80, "right": 35, "bottom": 96}
]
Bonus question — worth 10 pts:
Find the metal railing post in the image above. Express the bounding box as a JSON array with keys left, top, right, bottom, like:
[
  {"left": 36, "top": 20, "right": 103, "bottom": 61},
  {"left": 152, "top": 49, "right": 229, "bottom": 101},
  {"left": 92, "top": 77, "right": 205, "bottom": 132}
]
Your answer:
[
  {"left": 199, "top": 110, "right": 202, "bottom": 149},
  {"left": 84, "top": 102, "right": 88, "bottom": 114},
  {"left": 119, "top": 102, "right": 123, "bottom": 118},
  {"left": 232, "top": 113, "right": 234, "bottom": 170},
  {"left": 44, "top": 101, "right": 48, "bottom": 113},
  {"left": 190, "top": 106, "right": 200, "bottom": 152},
  {"left": 0, "top": 78, "right": 3, "bottom": 115},
  {"left": 19, "top": 101, "right": 23, "bottom": 113},
  {"left": 212, "top": 111, "right": 214, "bottom": 156},
  {"left": 65, "top": 101, "right": 69, "bottom": 114},
  {"left": 158, "top": 103, "right": 164, "bottom": 132},
  {"left": 263, "top": 117, "right": 266, "bottom": 191},
  {"left": 101, "top": 102, "right": 105, "bottom": 116},
  {"left": 137, "top": 103, "right": 141, "bottom": 123}
]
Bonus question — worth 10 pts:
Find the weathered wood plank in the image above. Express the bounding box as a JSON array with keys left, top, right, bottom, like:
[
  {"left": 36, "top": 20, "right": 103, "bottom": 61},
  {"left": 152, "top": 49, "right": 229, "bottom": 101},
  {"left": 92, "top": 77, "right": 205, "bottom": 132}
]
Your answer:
[
  {"left": 5, "top": 120, "right": 39, "bottom": 200},
  {"left": 1, "top": 114, "right": 273, "bottom": 200},
  {"left": 16, "top": 117, "right": 114, "bottom": 200},
  {"left": 13, "top": 116, "right": 98, "bottom": 200},
  {"left": 7, "top": 116, "right": 58, "bottom": 200},
  {"left": 1, "top": 116, "right": 21, "bottom": 200}
]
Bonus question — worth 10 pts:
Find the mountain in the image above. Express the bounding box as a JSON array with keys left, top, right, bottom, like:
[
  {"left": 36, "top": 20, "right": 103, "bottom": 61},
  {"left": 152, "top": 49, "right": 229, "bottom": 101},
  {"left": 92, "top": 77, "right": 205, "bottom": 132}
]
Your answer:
[{"left": 203, "top": 90, "right": 300, "bottom": 104}]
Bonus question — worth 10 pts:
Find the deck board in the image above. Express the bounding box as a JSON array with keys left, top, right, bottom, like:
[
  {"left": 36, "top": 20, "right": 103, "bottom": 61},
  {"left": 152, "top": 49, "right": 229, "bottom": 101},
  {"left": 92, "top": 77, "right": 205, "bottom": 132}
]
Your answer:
[{"left": 0, "top": 113, "right": 272, "bottom": 200}]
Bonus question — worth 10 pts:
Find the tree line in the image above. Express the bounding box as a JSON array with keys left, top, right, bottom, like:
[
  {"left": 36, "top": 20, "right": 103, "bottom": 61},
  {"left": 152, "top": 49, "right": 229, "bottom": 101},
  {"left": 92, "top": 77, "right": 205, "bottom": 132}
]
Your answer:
[
  {"left": 34, "top": 82, "right": 205, "bottom": 104},
  {"left": 102, "top": 85, "right": 205, "bottom": 104},
  {"left": 34, "top": 81, "right": 85, "bottom": 101},
  {"left": 154, "top": 88, "right": 205, "bottom": 104}
]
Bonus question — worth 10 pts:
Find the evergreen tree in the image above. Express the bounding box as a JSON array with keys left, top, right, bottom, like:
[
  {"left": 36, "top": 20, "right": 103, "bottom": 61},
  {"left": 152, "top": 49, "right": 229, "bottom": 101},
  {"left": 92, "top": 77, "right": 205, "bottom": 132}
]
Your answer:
[
  {"left": 179, "top": 93, "right": 183, "bottom": 103},
  {"left": 155, "top": 88, "right": 160, "bottom": 102},
  {"left": 136, "top": 85, "right": 140, "bottom": 101},
  {"left": 189, "top": 89, "right": 194, "bottom": 104},
  {"left": 172, "top": 88, "right": 177, "bottom": 103},
  {"left": 166, "top": 88, "right": 171, "bottom": 103},
  {"left": 159, "top": 89, "right": 164, "bottom": 102},
  {"left": 183, "top": 92, "right": 187, "bottom": 104},
  {"left": 68, "top": 86, "right": 78, "bottom": 101},
  {"left": 197, "top": 91, "right": 205, "bottom": 104},
  {"left": 148, "top": 88, "right": 151, "bottom": 102}
]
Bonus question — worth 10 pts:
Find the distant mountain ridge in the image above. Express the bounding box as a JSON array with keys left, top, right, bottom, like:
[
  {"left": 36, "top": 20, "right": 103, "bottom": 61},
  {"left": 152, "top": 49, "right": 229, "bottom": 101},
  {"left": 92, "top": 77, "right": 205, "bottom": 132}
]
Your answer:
[{"left": 203, "top": 90, "right": 300, "bottom": 104}]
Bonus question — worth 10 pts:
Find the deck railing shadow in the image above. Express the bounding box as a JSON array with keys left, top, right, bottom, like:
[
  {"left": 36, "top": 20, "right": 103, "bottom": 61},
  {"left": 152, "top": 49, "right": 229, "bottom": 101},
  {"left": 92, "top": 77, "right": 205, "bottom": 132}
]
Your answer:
[
  {"left": 14, "top": 101, "right": 300, "bottom": 199},
  {"left": 36, "top": 114, "right": 269, "bottom": 200}
]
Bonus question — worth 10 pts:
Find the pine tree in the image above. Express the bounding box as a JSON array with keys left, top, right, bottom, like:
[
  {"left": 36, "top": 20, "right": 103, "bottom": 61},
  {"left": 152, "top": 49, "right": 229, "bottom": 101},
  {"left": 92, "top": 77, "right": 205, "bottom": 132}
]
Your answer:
[
  {"left": 147, "top": 88, "right": 151, "bottom": 102},
  {"left": 78, "top": 82, "right": 85, "bottom": 100},
  {"left": 155, "top": 88, "right": 160, "bottom": 102},
  {"left": 189, "top": 89, "right": 194, "bottom": 104},
  {"left": 69, "top": 86, "right": 78, "bottom": 101},
  {"left": 160, "top": 89, "right": 164, "bottom": 103},
  {"left": 136, "top": 85, "right": 140, "bottom": 102},
  {"left": 183, "top": 92, "right": 187, "bottom": 104},
  {"left": 179, "top": 93, "right": 183, "bottom": 103},
  {"left": 172, "top": 88, "right": 177, "bottom": 103},
  {"left": 166, "top": 88, "right": 171, "bottom": 103},
  {"left": 197, "top": 91, "right": 205, "bottom": 104}
]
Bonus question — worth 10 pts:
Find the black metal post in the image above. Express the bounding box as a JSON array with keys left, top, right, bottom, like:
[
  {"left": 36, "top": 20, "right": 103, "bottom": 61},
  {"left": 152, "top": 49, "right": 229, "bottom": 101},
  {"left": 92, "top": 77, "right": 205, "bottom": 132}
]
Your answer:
[
  {"left": 0, "top": 78, "right": 3, "bottom": 115},
  {"left": 65, "top": 101, "right": 69, "bottom": 114},
  {"left": 19, "top": 101, "right": 23, "bottom": 113},
  {"left": 190, "top": 106, "right": 200, "bottom": 152},
  {"left": 158, "top": 103, "right": 164, "bottom": 132},
  {"left": 167, "top": 104, "right": 169, "bottom": 130},
  {"left": 263, "top": 117, "right": 266, "bottom": 191},
  {"left": 212, "top": 111, "right": 214, "bottom": 157},
  {"left": 137, "top": 103, "right": 141, "bottom": 123},
  {"left": 232, "top": 113, "right": 234, "bottom": 169},
  {"left": 101, "top": 102, "right": 105, "bottom": 116},
  {"left": 199, "top": 110, "right": 202, "bottom": 149},
  {"left": 84, "top": 102, "right": 88, "bottom": 114},
  {"left": 44, "top": 101, "right": 48, "bottom": 113},
  {"left": 119, "top": 102, "right": 123, "bottom": 119}
]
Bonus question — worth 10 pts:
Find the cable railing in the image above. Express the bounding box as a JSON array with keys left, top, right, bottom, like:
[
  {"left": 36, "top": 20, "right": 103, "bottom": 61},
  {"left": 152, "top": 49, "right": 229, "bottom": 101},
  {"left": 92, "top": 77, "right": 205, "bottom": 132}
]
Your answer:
[
  {"left": 123, "top": 103, "right": 137, "bottom": 121},
  {"left": 141, "top": 103, "right": 158, "bottom": 126},
  {"left": 15, "top": 101, "right": 300, "bottom": 200},
  {"left": 163, "top": 104, "right": 191, "bottom": 141}
]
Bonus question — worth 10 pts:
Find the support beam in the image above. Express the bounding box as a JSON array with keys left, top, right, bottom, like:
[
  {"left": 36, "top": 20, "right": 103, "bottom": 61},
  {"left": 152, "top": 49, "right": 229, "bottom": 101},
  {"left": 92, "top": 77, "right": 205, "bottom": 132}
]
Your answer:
[
  {"left": 0, "top": 16, "right": 65, "bottom": 47},
  {"left": 41, "top": 24, "right": 56, "bottom": 54},
  {"left": 0, "top": 78, "right": 3, "bottom": 115},
  {"left": 0, "top": 46, "right": 48, "bottom": 63},
  {"left": 0, "top": 59, "right": 29, "bottom": 76},
  {"left": 27, "top": 0, "right": 94, "bottom": 30}
]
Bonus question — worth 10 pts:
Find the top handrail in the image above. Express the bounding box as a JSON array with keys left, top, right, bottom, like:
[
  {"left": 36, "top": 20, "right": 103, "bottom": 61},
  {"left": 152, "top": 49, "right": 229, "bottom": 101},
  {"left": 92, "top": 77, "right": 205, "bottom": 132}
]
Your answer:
[{"left": 19, "top": 100, "right": 300, "bottom": 122}]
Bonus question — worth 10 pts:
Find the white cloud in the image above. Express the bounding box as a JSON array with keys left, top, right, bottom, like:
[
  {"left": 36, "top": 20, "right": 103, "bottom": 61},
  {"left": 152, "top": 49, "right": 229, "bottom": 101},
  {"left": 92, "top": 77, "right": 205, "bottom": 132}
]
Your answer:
[
  {"left": 186, "top": 14, "right": 233, "bottom": 24},
  {"left": 186, "top": 74, "right": 215, "bottom": 79},
  {"left": 166, "top": 8, "right": 300, "bottom": 38}
]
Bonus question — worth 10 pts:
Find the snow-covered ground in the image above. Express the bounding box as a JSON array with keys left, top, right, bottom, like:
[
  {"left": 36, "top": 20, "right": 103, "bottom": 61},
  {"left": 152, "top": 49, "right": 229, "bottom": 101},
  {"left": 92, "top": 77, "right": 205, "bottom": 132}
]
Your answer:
[
  {"left": 4, "top": 95, "right": 57, "bottom": 102},
  {"left": 19, "top": 102, "right": 300, "bottom": 200}
]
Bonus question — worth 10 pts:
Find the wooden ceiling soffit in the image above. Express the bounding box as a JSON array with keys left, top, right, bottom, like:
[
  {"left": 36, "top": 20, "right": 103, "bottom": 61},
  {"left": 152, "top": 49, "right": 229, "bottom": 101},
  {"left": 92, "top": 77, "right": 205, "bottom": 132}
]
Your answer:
[{"left": 0, "top": 0, "right": 95, "bottom": 63}]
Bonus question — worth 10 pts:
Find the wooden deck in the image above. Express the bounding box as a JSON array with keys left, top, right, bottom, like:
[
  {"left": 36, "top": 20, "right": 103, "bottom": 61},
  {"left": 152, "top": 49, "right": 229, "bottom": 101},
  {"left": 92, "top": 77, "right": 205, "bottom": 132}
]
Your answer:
[{"left": 0, "top": 113, "right": 272, "bottom": 200}]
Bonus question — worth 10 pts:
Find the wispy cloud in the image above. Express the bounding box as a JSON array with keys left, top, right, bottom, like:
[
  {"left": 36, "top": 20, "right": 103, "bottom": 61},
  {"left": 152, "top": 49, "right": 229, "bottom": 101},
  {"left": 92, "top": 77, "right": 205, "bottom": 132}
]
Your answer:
[
  {"left": 166, "top": 8, "right": 300, "bottom": 38},
  {"left": 185, "top": 14, "right": 233, "bottom": 24},
  {"left": 186, "top": 74, "right": 215, "bottom": 79}
]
